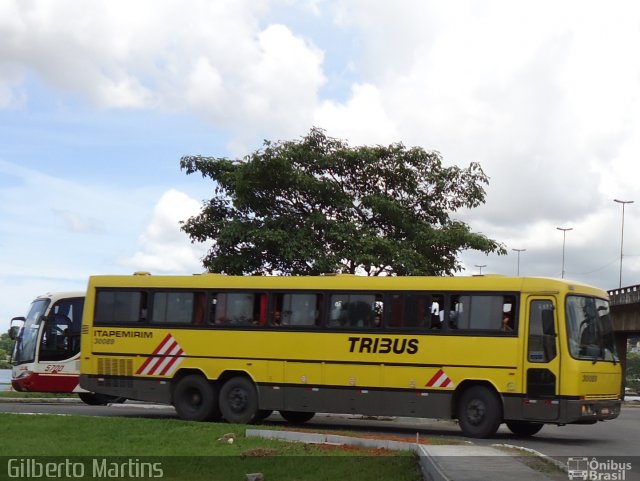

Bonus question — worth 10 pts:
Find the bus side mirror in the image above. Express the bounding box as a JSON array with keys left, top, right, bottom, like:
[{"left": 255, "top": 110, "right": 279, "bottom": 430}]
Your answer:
[
  {"left": 8, "top": 326, "right": 20, "bottom": 340},
  {"left": 8, "top": 316, "right": 25, "bottom": 340}
]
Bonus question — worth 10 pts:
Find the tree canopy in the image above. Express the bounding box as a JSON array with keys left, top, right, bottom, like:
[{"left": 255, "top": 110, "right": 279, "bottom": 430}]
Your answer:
[{"left": 180, "top": 128, "right": 505, "bottom": 276}]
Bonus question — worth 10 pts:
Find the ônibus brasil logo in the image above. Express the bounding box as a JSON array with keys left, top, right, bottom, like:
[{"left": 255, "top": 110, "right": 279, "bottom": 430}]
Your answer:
[{"left": 567, "top": 457, "right": 632, "bottom": 480}]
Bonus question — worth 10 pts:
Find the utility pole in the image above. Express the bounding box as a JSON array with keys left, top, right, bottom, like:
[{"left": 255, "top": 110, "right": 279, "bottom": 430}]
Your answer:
[
  {"left": 474, "top": 264, "right": 487, "bottom": 275},
  {"left": 614, "top": 199, "right": 634, "bottom": 288},
  {"left": 556, "top": 227, "right": 572, "bottom": 279},
  {"left": 512, "top": 248, "right": 526, "bottom": 276}
]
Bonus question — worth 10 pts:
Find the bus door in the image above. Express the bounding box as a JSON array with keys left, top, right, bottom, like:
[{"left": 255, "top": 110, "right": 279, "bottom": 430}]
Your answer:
[{"left": 522, "top": 298, "right": 560, "bottom": 421}]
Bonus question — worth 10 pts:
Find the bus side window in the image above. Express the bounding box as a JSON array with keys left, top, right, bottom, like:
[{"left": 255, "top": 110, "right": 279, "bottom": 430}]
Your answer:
[
  {"left": 152, "top": 292, "right": 197, "bottom": 324},
  {"left": 208, "top": 292, "right": 264, "bottom": 326},
  {"left": 447, "top": 294, "right": 517, "bottom": 332},
  {"left": 328, "top": 294, "right": 380, "bottom": 328},
  {"left": 272, "top": 293, "right": 322, "bottom": 327},
  {"left": 95, "top": 290, "right": 144, "bottom": 324},
  {"left": 392, "top": 294, "right": 433, "bottom": 329}
]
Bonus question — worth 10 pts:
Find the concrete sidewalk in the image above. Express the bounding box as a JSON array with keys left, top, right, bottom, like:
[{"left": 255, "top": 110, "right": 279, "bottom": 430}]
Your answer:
[
  {"left": 246, "top": 428, "right": 565, "bottom": 481},
  {"left": 419, "top": 445, "right": 563, "bottom": 481}
]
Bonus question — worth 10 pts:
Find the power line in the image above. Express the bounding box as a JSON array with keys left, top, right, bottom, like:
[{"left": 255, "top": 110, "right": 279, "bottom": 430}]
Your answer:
[{"left": 565, "top": 257, "right": 619, "bottom": 276}]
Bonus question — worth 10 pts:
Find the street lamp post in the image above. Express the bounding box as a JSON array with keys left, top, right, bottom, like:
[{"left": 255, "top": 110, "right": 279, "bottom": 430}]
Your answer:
[
  {"left": 474, "top": 264, "right": 487, "bottom": 275},
  {"left": 512, "top": 248, "right": 526, "bottom": 276},
  {"left": 556, "top": 227, "right": 572, "bottom": 279},
  {"left": 614, "top": 199, "right": 634, "bottom": 288}
]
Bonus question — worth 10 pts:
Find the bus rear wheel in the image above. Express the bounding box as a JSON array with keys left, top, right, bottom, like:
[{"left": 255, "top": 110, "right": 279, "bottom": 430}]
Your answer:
[
  {"left": 505, "top": 420, "right": 544, "bottom": 437},
  {"left": 457, "top": 385, "right": 502, "bottom": 438},
  {"left": 219, "top": 376, "right": 259, "bottom": 424},
  {"left": 173, "top": 374, "right": 221, "bottom": 421},
  {"left": 279, "top": 411, "right": 315, "bottom": 424}
]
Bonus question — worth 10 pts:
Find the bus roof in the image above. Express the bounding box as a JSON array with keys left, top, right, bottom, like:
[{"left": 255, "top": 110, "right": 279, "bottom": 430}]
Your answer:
[
  {"left": 34, "top": 291, "right": 85, "bottom": 302},
  {"left": 85, "top": 274, "right": 609, "bottom": 299}
]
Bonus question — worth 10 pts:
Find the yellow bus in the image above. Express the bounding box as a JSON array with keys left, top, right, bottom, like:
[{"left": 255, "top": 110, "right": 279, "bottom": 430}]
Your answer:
[{"left": 79, "top": 273, "right": 622, "bottom": 438}]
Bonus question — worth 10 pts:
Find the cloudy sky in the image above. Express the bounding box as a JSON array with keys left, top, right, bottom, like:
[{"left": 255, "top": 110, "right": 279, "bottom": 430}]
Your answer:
[{"left": 1, "top": 0, "right": 640, "bottom": 331}]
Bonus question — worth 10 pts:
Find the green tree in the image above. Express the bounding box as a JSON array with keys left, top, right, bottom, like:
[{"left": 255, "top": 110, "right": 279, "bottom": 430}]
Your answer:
[
  {"left": 180, "top": 128, "right": 505, "bottom": 276},
  {"left": 0, "top": 333, "right": 14, "bottom": 369},
  {"left": 627, "top": 352, "right": 640, "bottom": 392}
]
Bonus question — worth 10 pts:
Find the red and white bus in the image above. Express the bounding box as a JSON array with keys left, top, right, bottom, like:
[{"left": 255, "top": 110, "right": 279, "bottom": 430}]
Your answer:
[{"left": 9, "top": 291, "right": 121, "bottom": 405}]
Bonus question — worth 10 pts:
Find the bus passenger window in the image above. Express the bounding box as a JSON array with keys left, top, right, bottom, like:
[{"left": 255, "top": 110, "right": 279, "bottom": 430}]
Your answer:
[
  {"left": 95, "top": 290, "right": 144, "bottom": 324},
  {"left": 208, "top": 293, "right": 263, "bottom": 326},
  {"left": 447, "top": 294, "right": 517, "bottom": 332},
  {"left": 272, "top": 293, "right": 323, "bottom": 327},
  {"left": 152, "top": 292, "right": 195, "bottom": 324},
  {"left": 328, "top": 294, "right": 381, "bottom": 329},
  {"left": 392, "top": 294, "right": 432, "bottom": 329}
]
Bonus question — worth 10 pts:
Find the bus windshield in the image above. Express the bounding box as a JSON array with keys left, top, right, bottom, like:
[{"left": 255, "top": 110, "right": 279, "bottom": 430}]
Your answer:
[
  {"left": 12, "top": 298, "right": 50, "bottom": 364},
  {"left": 566, "top": 296, "right": 618, "bottom": 362}
]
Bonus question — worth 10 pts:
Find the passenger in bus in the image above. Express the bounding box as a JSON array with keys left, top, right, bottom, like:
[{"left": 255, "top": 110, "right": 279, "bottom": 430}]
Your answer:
[
  {"left": 272, "top": 310, "right": 282, "bottom": 326},
  {"left": 502, "top": 313, "right": 513, "bottom": 332}
]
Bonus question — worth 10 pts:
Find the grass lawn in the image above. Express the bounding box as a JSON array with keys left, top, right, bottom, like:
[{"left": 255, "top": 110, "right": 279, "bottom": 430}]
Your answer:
[{"left": 0, "top": 413, "right": 422, "bottom": 480}]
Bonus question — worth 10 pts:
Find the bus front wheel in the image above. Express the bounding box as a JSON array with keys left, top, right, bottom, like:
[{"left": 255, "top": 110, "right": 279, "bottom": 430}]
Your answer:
[
  {"left": 505, "top": 420, "right": 544, "bottom": 437},
  {"left": 219, "top": 376, "right": 259, "bottom": 424},
  {"left": 173, "top": 374, "right": 221, "bottom": 421},
  {"left": 457, "top": 386, "right": 502, "bottom": 438}
]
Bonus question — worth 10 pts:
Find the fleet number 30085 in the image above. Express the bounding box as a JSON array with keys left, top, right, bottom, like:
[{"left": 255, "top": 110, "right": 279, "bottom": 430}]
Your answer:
[{"left": 94, "top": 338, "right": 115, "bottom": 345}]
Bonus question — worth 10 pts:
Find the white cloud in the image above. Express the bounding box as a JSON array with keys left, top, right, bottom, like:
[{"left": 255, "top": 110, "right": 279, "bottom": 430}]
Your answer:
[
  {"left": 315, "top": 83, "right": 399, "bottom": 145},
  {"left": 121, "top": 189, "right": 208, "bottom": 274},
  {"left": 51, "top": 209, "right": 106, "bottom": 234},
  {"left": 0, "top": 0, "right": 325, "bottom": 152}
]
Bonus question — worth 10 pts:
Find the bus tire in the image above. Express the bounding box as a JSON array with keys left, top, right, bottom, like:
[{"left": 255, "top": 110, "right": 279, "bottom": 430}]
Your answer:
[
  {"left": 219, "top": 376, "right": 259, "bottom": 424},
  {"left": 173, "top": 374, "right": 221, "bottom": 421},
  {"left": 505, "top": 420, "right": 544, "bottom": 437},
  {"left": 78, "top": 393, "right": 124, "bottom": 406},
  {"left": 279, "top": 410, "right": 315, "bottom": 424},
  {"left": 457, "top": 385, "right": 502, "bottom": 438}
]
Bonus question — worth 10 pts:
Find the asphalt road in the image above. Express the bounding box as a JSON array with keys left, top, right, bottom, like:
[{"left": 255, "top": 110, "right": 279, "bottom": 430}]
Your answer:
[{"left": 2, "top": 399, "right": 639, "bottom": 475}]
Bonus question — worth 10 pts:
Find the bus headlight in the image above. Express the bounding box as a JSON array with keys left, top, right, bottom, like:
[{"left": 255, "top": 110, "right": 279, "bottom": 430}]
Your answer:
[{"left": 581, "top": 404, "right": 595, "bottom": 416}]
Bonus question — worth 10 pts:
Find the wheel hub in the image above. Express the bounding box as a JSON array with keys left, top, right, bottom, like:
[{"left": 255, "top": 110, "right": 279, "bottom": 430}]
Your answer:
[
  {"left": 466, "top": 399, "right": 486, "bottom": 426},
  {"left": 228, "top": 387, "right": 248, "bottom": 413}
]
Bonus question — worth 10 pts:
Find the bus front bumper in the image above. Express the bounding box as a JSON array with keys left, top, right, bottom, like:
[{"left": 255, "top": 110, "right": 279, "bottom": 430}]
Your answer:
[{"left": 563, "top": 398, "right": 622, "bottom": 424}]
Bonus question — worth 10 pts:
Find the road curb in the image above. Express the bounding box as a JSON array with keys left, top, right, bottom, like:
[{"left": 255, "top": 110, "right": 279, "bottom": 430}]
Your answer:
[{"left": 0, "top": 397, "right": 82, "bottom": 403}]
